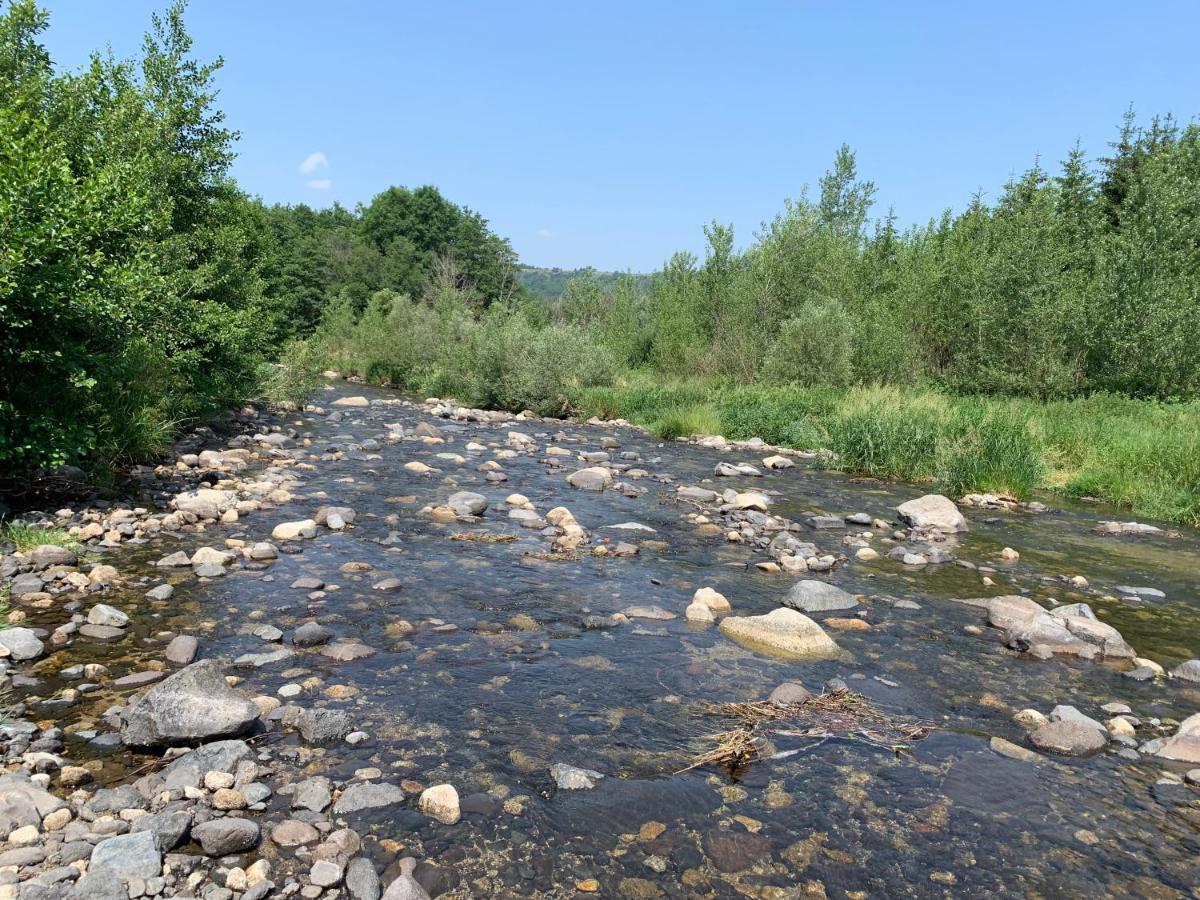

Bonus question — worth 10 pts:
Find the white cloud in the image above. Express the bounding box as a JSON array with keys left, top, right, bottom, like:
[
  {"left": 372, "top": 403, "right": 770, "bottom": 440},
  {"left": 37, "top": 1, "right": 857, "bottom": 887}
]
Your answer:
[
  {"left": 536, "top": 228, "right": 555, "bottom": 238},
  {"left": 305, "top": 178, "right": 332, "bottom": 190},
  {"left": 298, "top": 151, "right": 328, "bottom": 174}
]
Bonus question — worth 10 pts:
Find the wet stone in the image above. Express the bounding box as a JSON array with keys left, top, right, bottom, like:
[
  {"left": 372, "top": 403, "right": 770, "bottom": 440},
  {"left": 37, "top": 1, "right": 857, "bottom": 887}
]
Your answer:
[
  {"left": 701, "top": 829, "right": 772, "bottom": 873},
  {"left": 1030, "top": 720, "right": 1108, "bottom": 757}
]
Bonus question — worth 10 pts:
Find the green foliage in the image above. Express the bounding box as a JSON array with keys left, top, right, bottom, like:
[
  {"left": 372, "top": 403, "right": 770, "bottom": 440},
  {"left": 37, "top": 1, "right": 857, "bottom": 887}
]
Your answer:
[
  {"left": 573, "top": 380, "right": 1200, "bottom": 524},
  {"left": 517, "top": 265, "right": 651, "bottom": 300},
  {"left": 0, "top": 0, "right": 268, "bottom": 473},
  {"left": 761, "top": 300, "right": 855, "bottom": 386},
  {"left": 0, "top": 521, "right": 81, "bottom": 554}
]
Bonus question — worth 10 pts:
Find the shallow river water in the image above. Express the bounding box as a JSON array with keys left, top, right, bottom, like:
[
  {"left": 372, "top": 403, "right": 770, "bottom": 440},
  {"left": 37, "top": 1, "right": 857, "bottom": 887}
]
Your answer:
[{"left": 16, "top": 381, "right": 1200, "bottom": 898}]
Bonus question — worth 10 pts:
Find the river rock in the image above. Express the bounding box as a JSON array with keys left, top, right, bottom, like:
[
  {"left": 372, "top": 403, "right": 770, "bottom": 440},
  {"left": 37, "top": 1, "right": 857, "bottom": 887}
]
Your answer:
[
  {"left": 294, "top": 622, "right": 333, "bottom": 647},
  {"left": 146, "top": 583, "right": 174, "bottom": 601},
  {"left": 272, "top": 519, "right": 317, "bottom": 541},
  {"left": 896, "top": 494, "right": 967, "bottom": 532},
  {"left": 151, "top": 740, "right": 253, "bottom": 791},
  {"left": 192, "top": 817, "right": 260, "bottom": 855},
  {"left": 418, "top": 784, "right": 460, "bottom": 824},
  {"left": 89, "top": 830, "right": 162, "bottom": 880},
  {"left": 292, "top": 776, "right": 333, "bottom": 812},
  {"left": 768, "top": 681, "right": 813, "bottom": 707},
  {"left": 782, "top": 580, "right": 858, "bottom": 613},
  {"left": 1155, "top": 713, "right": 1200, "bottom": 764},
  {"left": 381, "top": 859, "right": 431, "bottom": 900},
  {"left": 1029, "top": 720, "right": 1108, "bottom": 756},
  {"left": 0, "top": 775, "right": 66, "bottom": 839},
  {"left": 79, "top": 622, "right": 126, "bottom": 640},
  {"left": 567, "top": 467, "right": 612, "bottom": 491},
  {"left": 678, "top": 486, "right": 719, "bottom": 502},
  {"left": 333, "top": 395, "right": 370, "bottom": 407},
  {"left": 173, "top": 489, "right": 238, "bottom": 519},
  {"left": 1049, "top": 705, "right": 1107, "bottom": 733},
  {"left": 714, "top": 462, "right": 761, "bottom": 477},
  {"left": 734, "top": 491, "right": 770, "bottom": 511},
  {"left": 165, "top": 635, "right": 199, "bottom": 665},
  {"left": 130, "top": 810, "right": 192, "bottom": 851},
  {"left": 685, "top": 602, "right": 714, "bottom": 624},
  {"left": 447, "top": 492, "right": 488, "bottom": 516},
  {"left": 9, "top": 573, "right": 43, "bottom": 597},
  {"left": 693, "top": 587, "right": 730, "bottom": 613},
  {"left": 347, "top": 857, "right": 383, "bottom": 900},
  {"left": 702, "top": 828, "right": 772, "bottom": 873},
  {"left": 120, "top": 659, "right": 260, "bottom": 748},
  {"left": 986, "top": 595, "right": 1133, "bottom": 658},
  {"left": 315, "top": 506, "right": 357, "bottom": 527},
  {"left": 0, "top": 627, "right": 44, "bottom": 661},
  {"left": 273, "top": 819, "right": 320, "bottom": 846},
  {"left": 29, "top": 544, "right": 77, "bottom": 569},
  {"left": 1170, "top": 660, "right": 1200, "bottom": 682},
  {"left": 332, "top": 782, "right": 406, "bottom": 815},
  {"left": 719, "top": 608, "right": 840, "bottom": 660},
  {"left": 87, "top": 604, "right": 128, "bottom": 628},
  {"left": 549, "top": 764, "right": 604, "bottom": 790},
  {"left": 248, "top": 541, "right": 278, "bottom": 560},
  {"left": 298, "top": 708, "right": 351, "bottom": 744},
  {"left": 191, "top": 546, "right": 234, "bottom": 567}
]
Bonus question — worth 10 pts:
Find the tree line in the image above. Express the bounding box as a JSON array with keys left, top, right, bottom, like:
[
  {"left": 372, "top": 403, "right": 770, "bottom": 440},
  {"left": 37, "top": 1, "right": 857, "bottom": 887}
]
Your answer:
[
  {"left": 302, "top": 117, "right": 1200, "bottom": 418},
  {"left": 555, "top": 126, "right": 1200, "bottom": 401}
]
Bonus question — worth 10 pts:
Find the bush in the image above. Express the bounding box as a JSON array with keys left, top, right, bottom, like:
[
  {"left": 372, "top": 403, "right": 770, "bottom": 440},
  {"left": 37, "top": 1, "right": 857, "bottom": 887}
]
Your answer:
[{"left": 761, "top": 300, "right": 855, "bottom": 387}]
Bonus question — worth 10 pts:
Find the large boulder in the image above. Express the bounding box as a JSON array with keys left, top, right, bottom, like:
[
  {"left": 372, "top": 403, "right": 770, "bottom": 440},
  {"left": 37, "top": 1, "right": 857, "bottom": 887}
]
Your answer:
[
  {"left": 985, "top": 596, "right": 1133, "bottom": 658},
  {"left": 896, "top": 494, "right": 967, "bottom": 532},
  {"left": 782, "top": 581, "right": 858, "bottom": 613},
  {"left": 120, "top": 660, "right": 260, "bottom": 748},
  {"left": 719, "top": 608, "right": 840, "bottom": 660},
  {"left": 1155, "top": 713, "right": 1200, "bottom": 764},
  {"left": 172, "top": 489, "right": 238, "bottom": 520}
]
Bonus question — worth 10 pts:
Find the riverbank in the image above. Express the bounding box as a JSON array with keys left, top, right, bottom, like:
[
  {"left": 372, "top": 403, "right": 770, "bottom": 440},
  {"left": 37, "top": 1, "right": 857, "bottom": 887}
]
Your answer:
[{"left": 570, "top": 377, "right": 1200, "bottom": 527}]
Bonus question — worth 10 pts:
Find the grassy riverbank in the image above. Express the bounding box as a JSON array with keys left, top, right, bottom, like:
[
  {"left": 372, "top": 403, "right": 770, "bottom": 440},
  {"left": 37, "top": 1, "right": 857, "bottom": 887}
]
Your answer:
[{"left": 570, "top": 376, "right": 1200, "bottom": 527}]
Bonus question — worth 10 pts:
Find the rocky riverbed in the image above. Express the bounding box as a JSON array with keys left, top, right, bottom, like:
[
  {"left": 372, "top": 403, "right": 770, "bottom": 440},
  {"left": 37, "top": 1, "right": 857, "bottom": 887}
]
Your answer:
[{"left": 2, "top": 379, "right": 1200, "bottom": 899}]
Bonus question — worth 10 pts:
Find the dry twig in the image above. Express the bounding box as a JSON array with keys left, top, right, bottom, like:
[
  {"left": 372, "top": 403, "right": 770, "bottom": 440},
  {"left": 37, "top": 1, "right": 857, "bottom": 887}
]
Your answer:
[{"left": 677, "top": 691, "right": 933, "bottom": 774}]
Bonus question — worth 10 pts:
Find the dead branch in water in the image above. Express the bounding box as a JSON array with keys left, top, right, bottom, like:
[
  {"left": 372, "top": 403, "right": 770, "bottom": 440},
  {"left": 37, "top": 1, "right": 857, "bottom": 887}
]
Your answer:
[{"left": 677, "top": 691, "right": 934, "bottom": 774}]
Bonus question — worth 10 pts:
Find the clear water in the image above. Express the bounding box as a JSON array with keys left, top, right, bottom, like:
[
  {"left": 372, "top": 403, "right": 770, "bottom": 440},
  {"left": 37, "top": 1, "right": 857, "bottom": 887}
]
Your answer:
[{"left": 18, "top": 382, "right": 1200, "bottom": 897}]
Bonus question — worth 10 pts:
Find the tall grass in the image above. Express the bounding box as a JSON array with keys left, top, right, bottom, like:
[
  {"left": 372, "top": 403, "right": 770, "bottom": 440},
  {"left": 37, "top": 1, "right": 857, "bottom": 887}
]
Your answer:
[
  {"left": 570, "top": 379, "right": 1200, "bottom": 526},
  {"left": 0, "top": 522, "right": 81, "bottom": 554}
]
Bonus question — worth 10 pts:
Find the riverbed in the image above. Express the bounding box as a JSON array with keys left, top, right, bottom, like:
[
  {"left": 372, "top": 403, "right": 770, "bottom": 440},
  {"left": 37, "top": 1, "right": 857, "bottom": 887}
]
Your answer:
[{"left": 5, "top": 380, "right": 1200, "bottom": 898}]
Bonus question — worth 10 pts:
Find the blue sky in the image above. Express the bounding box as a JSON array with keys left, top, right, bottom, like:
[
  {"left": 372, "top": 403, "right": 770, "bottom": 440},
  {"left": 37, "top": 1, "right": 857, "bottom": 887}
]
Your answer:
[{"left": 39, "top": 1, "right": 1200, "bottom": 272}]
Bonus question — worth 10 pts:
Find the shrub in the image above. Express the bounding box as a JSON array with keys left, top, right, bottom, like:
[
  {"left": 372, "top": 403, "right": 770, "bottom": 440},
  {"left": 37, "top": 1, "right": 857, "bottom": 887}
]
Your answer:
[{"left": 761, "top": 300, "right": 855, "bottom": 387}]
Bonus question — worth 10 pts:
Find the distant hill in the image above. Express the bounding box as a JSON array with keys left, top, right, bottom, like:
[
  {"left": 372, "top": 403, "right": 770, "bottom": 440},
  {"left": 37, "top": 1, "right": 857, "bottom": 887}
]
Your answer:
[{"left": 517, "top": 265, "right": 652, "bottom": 300}]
